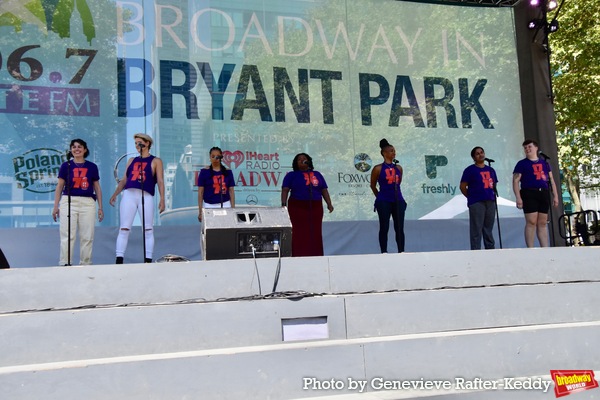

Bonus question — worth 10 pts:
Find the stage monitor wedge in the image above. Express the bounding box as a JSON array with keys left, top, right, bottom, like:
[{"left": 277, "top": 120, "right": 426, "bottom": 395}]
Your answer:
[{"left": 202, "top": 207, "right": 292, "bottom": 260}]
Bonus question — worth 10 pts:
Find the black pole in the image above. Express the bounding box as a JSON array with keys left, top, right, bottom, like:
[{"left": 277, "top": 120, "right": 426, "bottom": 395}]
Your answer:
[
  {"left": 394, "top": 159, "right": 401, "bottom": 252},
  {"left": 138, "top": 156, "right": 147, "bottom": 262},
  {"left": 308, "top": 171, "right": 314, "bottom": 254},
  {"left": 486, "top": 159, "right": 503, "bottom": 249},
  {"left": 220, "top": 174, "right": 224, "bottom": 208},
  {"left": 541, "top": 155, "right": 556, "bottom": 246},
  {"left": 66, "top": 155, "right": 72, "bottom": 266}
]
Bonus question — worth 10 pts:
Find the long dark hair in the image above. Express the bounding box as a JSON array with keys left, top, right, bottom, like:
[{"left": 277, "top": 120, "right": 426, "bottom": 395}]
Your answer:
[
  {"left": 209, "top": 146, "right": 227, "bottom": 175},
  {"left": 292, "top": 153, "right": 314, "bottom": 171},
  {"left": 70, "top": 138, "right": 90, "bottom": 158}
]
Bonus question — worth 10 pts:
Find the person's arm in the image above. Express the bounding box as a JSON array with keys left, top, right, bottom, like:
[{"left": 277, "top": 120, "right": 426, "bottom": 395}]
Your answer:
[
  {"left": 513, "top": 173, "right": 522, "bottom": 209},
  {"left": 322, "top": 188, "right": 334, "bottom": 213},
  {"left": 52, "top": 178, "right": 65, "bottom": 221},
  {"left": 197, "top": 185, "right": 204, "bottom": 222},
  {"left": 109, "top": 158, "right": 132, "bottom": 206},
  {"left": 154, "top": 157, "right": 166, "bottom": 213},
  {"left": 228, "top": 186, "right": 235, "bottom": 208},
  {"left": 492, "top": 168, "right": 499, "bottom": 196},
  {"left": 459, "top": 181, "right": 468, "bottom": 197},
  {"left": 93, "top": 180, "right": 104, "bottom": 222},
  {"left": 370, "top": 165, "right": 381, "bottom": 197},
  {"left": 281, "top": 187, "right": 290, "bottom": 207},
  {"left": 396, "top": 165, "right": 403, "bottom": 184},
  {"left": 548, "top": 171, "right": 559, "bottom": 207}
]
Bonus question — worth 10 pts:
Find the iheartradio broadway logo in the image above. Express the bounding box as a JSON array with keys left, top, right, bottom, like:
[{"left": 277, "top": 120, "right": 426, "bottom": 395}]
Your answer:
[
  {"left": 551, "top": 370, "right": 598, "bottom": 397},
  {"left": 222, "top": 151, "right": 244, "bottom": 169}
]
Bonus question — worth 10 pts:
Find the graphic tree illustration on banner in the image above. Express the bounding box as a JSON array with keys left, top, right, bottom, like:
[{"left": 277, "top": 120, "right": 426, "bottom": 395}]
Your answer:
[{"left": 0, "top": 0, "right": 95, "bottom": 43}]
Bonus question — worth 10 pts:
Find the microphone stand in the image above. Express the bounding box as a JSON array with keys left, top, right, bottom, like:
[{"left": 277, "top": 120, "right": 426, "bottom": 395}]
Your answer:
[
  {"left": 137, "top": 148, "right": 147, "bottom": 263},
  {"left": 393, "top": 159, "right": 402, "bottom": 253},
  {"left": 220, "top": 175, "right": 224, "bottom": 208},
  {"left": 216, "top": 158, "right": 224, "bottom": 208},
  {"left": 485, "top": 159, "right": 503, "bottom": 249},
  {"left": 540, "top": 154, "right": 555, "bottom": 247},
  {"left": 66, "top": 152, "right": 73, "bottom": 266},
  {"left": 308, "top": 169, "right": 315, "bottom": 255}
]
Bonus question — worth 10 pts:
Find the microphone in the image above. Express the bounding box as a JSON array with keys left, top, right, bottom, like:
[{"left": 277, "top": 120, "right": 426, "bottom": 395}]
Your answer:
[
  {"left": 137, "top": 143, "right": 146, "bottom": 149},
  {"left": 302, "top": 160, "right": 309, "bottom": 165},
  {"left": 66, "top": 150, "right": 73, "bottom": 159},
  {"left": 216, "top": 155, "right": 223, "bottom": 160},
  {"left": 539, "top": 151, "right": 551, "bottom": 160},
  {"left": 484, "top": 157, "right": 495, "bottom": 163},
  {"left": 393, "top": 158, "right": 399, "bottom": 164}
]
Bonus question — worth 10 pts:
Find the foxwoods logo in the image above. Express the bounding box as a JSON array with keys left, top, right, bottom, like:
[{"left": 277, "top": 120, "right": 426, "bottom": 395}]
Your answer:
[
  {"left": 0, "top": 0, "right": 97, "bottom": 44},
  {"left": 13, "top": 148, "right": 67, "bottom": 193},
  {"left": 335, "top": 153, "right": 372, "bottom": 192}
]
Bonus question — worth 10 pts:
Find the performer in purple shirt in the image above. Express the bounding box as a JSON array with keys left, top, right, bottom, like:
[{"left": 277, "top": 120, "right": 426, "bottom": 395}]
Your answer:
[
  {"left": 512, "top": 139, "right": 559, "bottom": 247},
  {"left": 370, "top": 138, "right": 407, "bottom": 253},
  {"left": 281, "top": 153, "right": 334, "bottom": 257},
  {"left": 460, "top": 146, "right": 498, "bottom": 250},
  {"left": 52, "top": 138, "right": 103, "bottom": 266},
  {"left": 109, "top": 133, "right": 165, "bottom": 263},
  {"left": 197, "top": 146, "right": 236, "bottom": 222}
]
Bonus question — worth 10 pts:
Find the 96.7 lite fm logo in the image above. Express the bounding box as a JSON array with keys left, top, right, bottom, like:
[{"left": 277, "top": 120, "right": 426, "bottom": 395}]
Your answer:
[{"left": 0, "top": 1, "right": 99, "bottom": 117}]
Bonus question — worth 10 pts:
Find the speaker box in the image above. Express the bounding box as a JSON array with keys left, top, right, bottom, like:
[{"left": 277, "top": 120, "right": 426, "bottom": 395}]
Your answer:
[{"left": 202, "top": 207, "right": 292, "bottom": 260}]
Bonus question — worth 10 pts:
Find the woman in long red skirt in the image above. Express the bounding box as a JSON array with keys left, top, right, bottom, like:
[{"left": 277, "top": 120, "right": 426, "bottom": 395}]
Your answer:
[{"left": 281, "top": 153, "right": 334, "bottom": 257}]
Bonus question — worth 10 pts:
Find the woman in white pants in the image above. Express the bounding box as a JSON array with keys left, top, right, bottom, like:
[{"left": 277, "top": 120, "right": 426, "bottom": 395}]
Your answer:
[{"left": 109, "top": 133, "right": 165, "bottom": 263}]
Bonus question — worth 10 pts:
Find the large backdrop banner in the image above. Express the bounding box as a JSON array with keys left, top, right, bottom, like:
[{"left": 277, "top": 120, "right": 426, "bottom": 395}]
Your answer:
[{"left": 0, "top": 0, "right": 524, "bottom": 228}]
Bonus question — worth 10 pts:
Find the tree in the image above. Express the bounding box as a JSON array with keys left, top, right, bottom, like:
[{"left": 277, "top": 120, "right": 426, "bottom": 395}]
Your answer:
[{"left": 549, "top": 0, "right": 600, "bottom": 212}]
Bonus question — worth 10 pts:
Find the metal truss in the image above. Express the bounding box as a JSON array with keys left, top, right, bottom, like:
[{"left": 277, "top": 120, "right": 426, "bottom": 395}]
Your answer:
[{"left": 399, "top": 0, "right": 522, "bottom": 7}]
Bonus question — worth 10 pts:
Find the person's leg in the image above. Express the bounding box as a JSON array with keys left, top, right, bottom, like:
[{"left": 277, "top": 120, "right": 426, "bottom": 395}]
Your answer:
[
  {"left": 536, "top": 212, "right": 550, "bottom": 247},
  {"left": 312, "top": 200, "right": 325, "bottom": 256},
  {"left": 376, "top": 201, "right": 392, "bottom": 253},
  {"left": 390, "top": 201, "right": 406, "bottom": 253},
  {"left": 116, "top": 190, "right": 138, "bottom": 261},
  {"left": 78, "top": 197, "right": 96, "bottom": 265},
  {"left": 59, "top": 197, "right": 77, "bottom": 265},
  {"left": 482, "top": 200, "right": 496, "bottom": 249},
  {"left": 524, "top": 212, "right": 538, "bottom": 248},
  {"left": 142, "top": 191, "right": 155, "bottom": 261},
  {"left": 468, "top": 202, "right": 485, "bottom": 250}
]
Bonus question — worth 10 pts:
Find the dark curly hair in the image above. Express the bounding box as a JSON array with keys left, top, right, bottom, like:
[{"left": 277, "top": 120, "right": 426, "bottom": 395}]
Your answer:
[
  {"left": 292, "top": 153, "right": 314, "bottom": 171},
  {"left": 70, "top": 138, "right": 90, "bottom": 158}
]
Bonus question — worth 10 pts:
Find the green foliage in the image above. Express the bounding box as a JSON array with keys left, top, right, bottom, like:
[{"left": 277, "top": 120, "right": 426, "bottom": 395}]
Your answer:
[{"left": 550, "top": 0, "right": 600, "bottom": 209}]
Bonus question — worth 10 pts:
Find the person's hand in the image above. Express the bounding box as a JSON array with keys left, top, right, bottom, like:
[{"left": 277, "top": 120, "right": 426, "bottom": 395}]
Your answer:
[
  {"left": 98, "top": 209, "right": 104, "bottom": 222},
  {"left": 198, "top": 212, "right": 203, "bottom": 222},
  {"left": 52, "top": 208, "right": 59, "bottom": 222},
  {"left": 327, "top": 204, "right": 334, "bottom": 213},
  {"left": 516, "top": 198, "right": 523, "bottom": 209},
  {"left": 158, "top": 199, "right": 165, "bottom": 213},
  {"left": 553, "top": 197, "right": 559, "bottom": 208},
  {"left": 109, "top": 195, "right": 117, "bottom": 207}
]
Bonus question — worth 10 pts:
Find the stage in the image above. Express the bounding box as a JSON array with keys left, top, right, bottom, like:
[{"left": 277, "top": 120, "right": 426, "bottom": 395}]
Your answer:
[
  {"left": 1, "top": 217, "right": 533, "bottom": 268},
  {"left": 1, "top": 247, "right": 599, "bottom": 399}
]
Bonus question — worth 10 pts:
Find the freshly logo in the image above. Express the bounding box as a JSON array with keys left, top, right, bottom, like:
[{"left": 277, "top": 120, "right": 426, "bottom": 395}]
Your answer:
[{"left": 0, "top": 0, "right": 96, "bottom": 43}]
